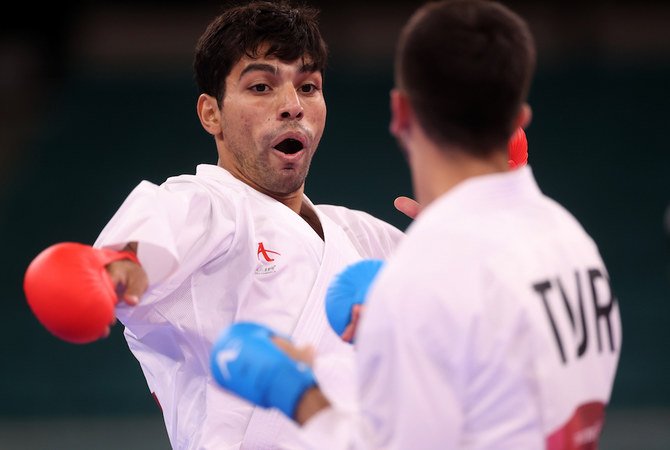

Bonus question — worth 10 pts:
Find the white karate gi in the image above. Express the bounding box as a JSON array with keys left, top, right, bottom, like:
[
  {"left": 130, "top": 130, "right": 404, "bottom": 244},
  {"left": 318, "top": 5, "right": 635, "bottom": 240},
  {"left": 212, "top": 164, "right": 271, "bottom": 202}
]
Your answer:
[
  {"left": 94, "top": 164, "right": 404, "bottom": 450},
  {"left": 303, "top": 166, "right": 622, "bottom": 449}
]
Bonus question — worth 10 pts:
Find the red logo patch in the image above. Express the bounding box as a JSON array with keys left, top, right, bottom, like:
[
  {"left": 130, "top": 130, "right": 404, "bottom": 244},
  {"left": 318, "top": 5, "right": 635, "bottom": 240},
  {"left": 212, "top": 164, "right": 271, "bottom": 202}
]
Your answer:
[
  {"left": 257, "top": 242, "right": 280, "bottom": 263},
  {"left": 547, "top": 401, "right": 605, "bottom": 450}
]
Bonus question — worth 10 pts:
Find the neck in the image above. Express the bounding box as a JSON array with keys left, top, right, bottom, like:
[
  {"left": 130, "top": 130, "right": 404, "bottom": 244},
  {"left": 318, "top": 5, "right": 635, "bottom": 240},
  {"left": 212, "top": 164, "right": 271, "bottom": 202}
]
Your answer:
[
  {"left": 216, "top": 158, "right": 305, "bottom": 213},
  {"left": 408, "top": 131, "right": 509, "bottom": 207},
  {"left": 300, "top": 199, "right": 324, "bottom": 240},
  {"left": 216, "top": 160, "right": 324, "bottom": 239},
  {"left": 257, "top": 183, "right": 324, "bottom": 240},
  {"left": 267, "top": 189, "right": 305, "bottom": 214}
]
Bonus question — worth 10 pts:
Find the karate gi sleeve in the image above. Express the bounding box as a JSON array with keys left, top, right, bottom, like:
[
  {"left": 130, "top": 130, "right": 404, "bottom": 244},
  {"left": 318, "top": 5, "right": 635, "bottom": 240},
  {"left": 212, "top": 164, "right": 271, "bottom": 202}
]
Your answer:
[
  {"left": 94, "top": 178, "right": 235, "bottom": 289},
  {"left": 300, "top": 407, "right": 370, "bottom": 450}
]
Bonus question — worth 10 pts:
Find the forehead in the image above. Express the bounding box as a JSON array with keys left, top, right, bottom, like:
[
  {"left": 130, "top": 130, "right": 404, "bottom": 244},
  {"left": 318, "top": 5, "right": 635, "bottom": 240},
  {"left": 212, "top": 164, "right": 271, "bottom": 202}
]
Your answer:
[{"left": 231, "top": 44, "right": 318, "bottom": 75}]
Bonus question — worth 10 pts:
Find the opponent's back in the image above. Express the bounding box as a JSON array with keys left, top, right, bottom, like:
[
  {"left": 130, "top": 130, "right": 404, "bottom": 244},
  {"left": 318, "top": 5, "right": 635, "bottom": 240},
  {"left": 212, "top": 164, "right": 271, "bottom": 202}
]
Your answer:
[{"left": 357, "top": 167, "right": 622, "bottom": 449}]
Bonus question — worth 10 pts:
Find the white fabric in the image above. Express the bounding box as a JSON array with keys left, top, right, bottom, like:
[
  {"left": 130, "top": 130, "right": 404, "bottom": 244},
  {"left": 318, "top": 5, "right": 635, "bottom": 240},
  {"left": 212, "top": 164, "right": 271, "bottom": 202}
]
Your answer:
[
  {"left": 302, "top": 166, "right": 622, "bottom": 449},
  {"left": 94, "top": 164, "right": 403, "bottom": 450}
]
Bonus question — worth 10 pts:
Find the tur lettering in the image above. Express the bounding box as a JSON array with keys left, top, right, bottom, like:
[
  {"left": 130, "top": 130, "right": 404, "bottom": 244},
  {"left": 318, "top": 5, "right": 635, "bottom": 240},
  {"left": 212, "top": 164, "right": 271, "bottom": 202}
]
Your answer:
[{"left": 533, "top": 268, "right": 617, "bottom": 364}]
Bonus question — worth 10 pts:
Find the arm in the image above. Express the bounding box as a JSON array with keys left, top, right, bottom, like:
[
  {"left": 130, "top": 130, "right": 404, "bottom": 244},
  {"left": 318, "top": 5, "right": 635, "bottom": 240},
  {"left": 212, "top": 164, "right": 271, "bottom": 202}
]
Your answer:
[
  {"left": 24, "top": 177, "right": 231, "bottom": 343},
  {"left": 294, "top": 385, "right": 331, "bottom": 425},
  {"left": 211, "top": 321, "right": 368, "bottom": 448},
  {"left": 105, "top": 242, "right": 148, "bottom": 305},
  {"left": 93, "top": 179, "right": 231, "bottom": 287},
  {"left": 268, "top": 335, "right": 334, "bottom": 424}
]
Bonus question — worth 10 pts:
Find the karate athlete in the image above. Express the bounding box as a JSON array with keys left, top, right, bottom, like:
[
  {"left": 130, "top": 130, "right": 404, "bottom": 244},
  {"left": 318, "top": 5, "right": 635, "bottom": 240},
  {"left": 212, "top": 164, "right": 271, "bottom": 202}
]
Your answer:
[
  {"left": 24, "top": 2, "right": 405, "bottom": 449},
  {"left": 210, "top": 1, "right": 623, "bottom": 449}
]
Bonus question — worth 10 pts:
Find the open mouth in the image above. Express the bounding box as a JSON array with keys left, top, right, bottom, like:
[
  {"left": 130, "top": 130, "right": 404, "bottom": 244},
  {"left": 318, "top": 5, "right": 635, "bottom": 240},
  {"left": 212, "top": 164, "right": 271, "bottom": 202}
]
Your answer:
[{"left": 273, "top": 138, "right": 304, "bottom": 155}]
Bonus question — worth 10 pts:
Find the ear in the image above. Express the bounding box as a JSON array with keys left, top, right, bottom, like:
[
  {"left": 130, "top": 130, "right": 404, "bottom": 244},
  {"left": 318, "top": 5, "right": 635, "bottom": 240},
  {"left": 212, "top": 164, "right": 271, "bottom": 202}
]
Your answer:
[
  {"left": 389, "top": 89, "right": 412, "bottom": 142},
  {"left": 514, "top": 103, "right": 532, "bottom": 130},
  {"left": 197, "top": 94, "right": 222, "bottom": 136}
]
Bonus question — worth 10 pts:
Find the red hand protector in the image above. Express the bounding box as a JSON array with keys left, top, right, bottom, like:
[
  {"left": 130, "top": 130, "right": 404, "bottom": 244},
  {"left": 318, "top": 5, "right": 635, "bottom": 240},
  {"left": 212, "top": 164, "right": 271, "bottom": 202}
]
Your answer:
[
  {"left": 23, "top": 242, "right": 139, "bottom": 344},
  {"left": 508, "top": 127, "right": 528, "bottom": 169}
]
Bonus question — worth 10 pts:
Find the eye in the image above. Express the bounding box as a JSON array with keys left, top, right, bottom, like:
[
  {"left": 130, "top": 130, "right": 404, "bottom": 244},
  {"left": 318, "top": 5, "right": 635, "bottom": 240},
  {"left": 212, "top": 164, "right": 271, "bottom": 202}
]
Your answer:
[
  {"left": 250, "top": 84, "right": 270, "bottom": 93},
  {"left": 299, "top": 83, "right": 318, "bottom": 94}
]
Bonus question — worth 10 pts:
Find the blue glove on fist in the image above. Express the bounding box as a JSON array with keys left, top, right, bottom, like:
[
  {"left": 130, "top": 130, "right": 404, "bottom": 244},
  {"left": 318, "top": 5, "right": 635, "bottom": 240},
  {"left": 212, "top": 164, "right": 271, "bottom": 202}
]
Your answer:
[
  {"left": 325, "top": 259, "right": 384, "bottom": 337},
  {"left": 210, "top": 322, "right": 316, "bottom": 419}
]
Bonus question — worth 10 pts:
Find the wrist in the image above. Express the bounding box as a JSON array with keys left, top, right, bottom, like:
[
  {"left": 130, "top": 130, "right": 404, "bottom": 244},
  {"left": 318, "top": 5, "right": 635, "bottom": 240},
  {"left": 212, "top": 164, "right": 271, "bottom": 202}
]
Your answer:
[{"left": 294, "top": 386, "right": 331, "bottom": 425}]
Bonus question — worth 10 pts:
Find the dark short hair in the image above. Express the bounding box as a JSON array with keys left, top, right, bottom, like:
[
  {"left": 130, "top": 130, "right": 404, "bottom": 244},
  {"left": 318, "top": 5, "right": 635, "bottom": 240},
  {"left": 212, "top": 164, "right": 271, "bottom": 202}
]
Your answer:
[
  {"left": 395, "top": 0, "right": 536, "bottom": 154},
  {"left": 194, "top": 1, "right": 328, "bottom": 105}
]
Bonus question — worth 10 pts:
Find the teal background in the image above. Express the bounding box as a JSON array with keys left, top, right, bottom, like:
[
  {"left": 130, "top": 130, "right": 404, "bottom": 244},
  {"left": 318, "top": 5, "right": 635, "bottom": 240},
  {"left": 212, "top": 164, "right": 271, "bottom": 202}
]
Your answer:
[{"left": 1, "top": 1, "right": 668, "bottom": 448}]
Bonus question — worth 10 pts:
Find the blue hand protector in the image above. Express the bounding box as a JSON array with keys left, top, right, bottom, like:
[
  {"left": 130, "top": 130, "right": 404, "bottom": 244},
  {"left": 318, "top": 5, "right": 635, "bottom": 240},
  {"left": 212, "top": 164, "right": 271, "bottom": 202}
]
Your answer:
[
  {"left": 210, "top": 322, "right": 316, "bottom": 418},
  {"left": 325, "top": 259, "right": 384, "bottom": 337}
]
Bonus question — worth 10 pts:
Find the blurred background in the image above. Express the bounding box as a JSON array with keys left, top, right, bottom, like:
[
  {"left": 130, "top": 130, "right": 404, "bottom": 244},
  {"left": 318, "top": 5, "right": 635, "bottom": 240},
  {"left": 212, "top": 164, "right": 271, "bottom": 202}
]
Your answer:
[{"left": 1, "top": 0, "right": 669, "bottom": 448}]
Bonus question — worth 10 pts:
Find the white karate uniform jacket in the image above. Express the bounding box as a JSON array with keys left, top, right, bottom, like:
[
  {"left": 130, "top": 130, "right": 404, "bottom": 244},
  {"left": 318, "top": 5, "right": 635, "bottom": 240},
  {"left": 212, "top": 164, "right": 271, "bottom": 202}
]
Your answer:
[
  {"left": 303, "top": 166, "right": 622, "bottom": 449},
  {"left": 94, "top": 164, "right": 404, "bottom": 449}
]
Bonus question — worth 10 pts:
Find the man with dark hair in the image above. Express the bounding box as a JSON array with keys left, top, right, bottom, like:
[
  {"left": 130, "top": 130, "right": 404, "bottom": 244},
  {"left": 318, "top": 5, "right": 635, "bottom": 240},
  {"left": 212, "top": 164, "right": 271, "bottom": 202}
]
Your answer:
[
  {"left": 23, "top": 1, "right": 404, "bottom": 449},
  {"left": 210, "top": 1, "right": 622, "bottom": 448},
  {"left": 95, "top": 2, "right": 405, "bottom": 448}
]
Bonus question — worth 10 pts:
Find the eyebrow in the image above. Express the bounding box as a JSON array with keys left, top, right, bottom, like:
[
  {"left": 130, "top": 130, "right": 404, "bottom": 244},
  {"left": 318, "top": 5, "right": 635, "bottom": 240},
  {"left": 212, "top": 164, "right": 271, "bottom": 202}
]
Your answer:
[{"left": 239, "top": 62, "right": 320, "bottom": 79}]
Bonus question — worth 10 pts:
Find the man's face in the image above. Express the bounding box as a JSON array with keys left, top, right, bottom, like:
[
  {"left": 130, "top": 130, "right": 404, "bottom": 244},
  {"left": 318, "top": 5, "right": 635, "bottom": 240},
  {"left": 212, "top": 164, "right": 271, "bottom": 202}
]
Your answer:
[{"left": 218, "top": 52, "right": 326, "bottom": 196}]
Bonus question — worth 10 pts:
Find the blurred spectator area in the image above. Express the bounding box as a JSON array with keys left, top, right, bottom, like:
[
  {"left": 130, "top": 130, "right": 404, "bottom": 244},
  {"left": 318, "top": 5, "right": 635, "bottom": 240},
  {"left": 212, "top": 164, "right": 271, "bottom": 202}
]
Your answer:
[
  {"left": 2, "top": 1, "right": 669, "bottom": 188},
  {"left": 1, "top": 2, "right": 670, "bottom": 448}
]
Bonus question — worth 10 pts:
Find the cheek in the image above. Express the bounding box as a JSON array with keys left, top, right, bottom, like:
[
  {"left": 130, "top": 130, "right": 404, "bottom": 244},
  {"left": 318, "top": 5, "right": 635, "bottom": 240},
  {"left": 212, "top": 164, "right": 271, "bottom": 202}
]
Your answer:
[
  {"left": 222, "top": 95, "right": 257, "bottom": 129},
  {"left": 222, "top": 109, "right": 252, "bottom": 136},
  {"left": 311, "top": 103, "right": 327, "bottom": 133}
]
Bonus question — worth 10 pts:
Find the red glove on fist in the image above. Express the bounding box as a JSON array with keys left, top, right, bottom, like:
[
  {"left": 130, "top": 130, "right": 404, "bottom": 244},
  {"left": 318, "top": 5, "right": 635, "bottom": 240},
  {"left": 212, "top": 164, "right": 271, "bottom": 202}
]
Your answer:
[
  {"left": 508, "top": 127, "right": 528, "bottom": 169},
  {"left": 23, "top": 242, "right": 139, "bottom": 344}
]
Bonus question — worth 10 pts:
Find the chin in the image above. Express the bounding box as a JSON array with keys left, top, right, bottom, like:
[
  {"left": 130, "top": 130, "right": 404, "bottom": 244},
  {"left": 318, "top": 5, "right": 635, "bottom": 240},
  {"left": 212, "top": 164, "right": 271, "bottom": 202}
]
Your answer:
[{"left": 267, "top": 175, "right": 306, "bottom": 195}]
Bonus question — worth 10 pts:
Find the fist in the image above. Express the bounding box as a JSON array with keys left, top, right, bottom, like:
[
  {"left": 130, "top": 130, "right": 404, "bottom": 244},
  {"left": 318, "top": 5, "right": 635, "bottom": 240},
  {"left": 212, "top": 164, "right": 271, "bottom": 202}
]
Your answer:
[
  {"left": 23, "top": 242, "right": 140, "bottom": 344},
  {"left": 211, "top": 322, "right": 316, "bottom": 418},
  {"left": 325, "top": 259, "right": 384, "bottom": 339},
  {"left": 508, "top": 127, "right": 528, "bottom": 168}
]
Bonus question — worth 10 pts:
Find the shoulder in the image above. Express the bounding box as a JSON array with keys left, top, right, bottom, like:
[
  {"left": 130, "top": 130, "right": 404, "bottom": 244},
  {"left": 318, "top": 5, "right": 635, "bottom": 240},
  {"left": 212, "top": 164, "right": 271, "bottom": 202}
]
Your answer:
[
  {"left": 315, "top": 203, "right": 404, "bottom": 258},
  {"left": 109, "top": 167, "right": 247, "bottom": 227},
  {"left": 317, "top": 204, "right": 405, "bottom": 245},
  {"left": 316, "top": 204, "right": 401, "bottom": 232},
  {"left": 149, "top": 165, "right": 249, "bottom": 206}
]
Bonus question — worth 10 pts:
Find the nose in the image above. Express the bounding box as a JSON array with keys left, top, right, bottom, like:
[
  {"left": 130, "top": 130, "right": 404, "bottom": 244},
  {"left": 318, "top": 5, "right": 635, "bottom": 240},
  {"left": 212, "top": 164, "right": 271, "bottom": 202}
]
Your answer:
[{"left": 278, "top": 85, "right": 304, "bottom": 120}]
